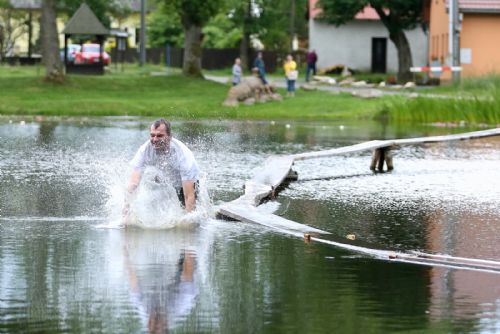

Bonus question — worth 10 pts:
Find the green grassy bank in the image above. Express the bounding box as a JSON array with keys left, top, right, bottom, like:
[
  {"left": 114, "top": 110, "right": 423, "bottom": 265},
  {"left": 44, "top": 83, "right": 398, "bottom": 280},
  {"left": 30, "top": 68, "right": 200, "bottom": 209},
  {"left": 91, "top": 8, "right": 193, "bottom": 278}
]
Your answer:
[
  {"left": 380, "top": 75, "right": 500, "bottom": 126},
  {"left": 0, "top": 65, "right": 385, "bottom": 121},
  {"left": 380, "top": 93, "right": 500, "bottom": 126},
  {"left": 1, "top": 65, "right": 499, "bottom": 126}
]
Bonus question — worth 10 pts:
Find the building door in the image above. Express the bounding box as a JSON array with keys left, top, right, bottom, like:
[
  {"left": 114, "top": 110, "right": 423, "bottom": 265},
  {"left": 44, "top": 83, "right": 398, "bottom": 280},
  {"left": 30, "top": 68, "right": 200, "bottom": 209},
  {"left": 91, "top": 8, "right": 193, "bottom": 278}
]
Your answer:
[{"left": 371, "top": 38, "right": 387, "bottom": 73}]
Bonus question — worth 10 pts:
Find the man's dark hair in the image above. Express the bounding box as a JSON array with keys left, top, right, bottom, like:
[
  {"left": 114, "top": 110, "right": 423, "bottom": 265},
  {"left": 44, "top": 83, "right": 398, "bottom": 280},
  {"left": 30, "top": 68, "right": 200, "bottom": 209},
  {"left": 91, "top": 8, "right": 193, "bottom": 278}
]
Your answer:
[{"left": 152, "top": 119, "right": 171, "bottom": 136}]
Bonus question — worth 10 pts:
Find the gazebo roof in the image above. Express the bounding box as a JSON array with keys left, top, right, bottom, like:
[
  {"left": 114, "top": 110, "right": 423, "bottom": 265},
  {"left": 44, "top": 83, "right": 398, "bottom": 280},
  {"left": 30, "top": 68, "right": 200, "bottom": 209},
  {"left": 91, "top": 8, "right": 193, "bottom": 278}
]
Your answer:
[{"left": 63, "top": 3, "right": 109, "bottom": 35}]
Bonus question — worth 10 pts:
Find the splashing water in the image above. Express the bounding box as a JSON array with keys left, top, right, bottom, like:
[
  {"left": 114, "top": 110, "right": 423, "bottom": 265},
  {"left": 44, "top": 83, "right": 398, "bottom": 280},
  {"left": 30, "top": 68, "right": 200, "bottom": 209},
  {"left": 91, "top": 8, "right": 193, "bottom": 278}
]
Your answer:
[{"left": 104, "top": 166, "right": 214, "bottom": 229}]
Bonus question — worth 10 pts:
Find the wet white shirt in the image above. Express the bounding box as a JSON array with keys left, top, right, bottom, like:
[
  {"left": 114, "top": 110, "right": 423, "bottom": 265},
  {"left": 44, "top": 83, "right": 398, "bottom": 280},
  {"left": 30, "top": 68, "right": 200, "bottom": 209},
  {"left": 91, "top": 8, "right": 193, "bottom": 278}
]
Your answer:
[{"left": 130, "top": 137, "right": 199, "bottom": 189}]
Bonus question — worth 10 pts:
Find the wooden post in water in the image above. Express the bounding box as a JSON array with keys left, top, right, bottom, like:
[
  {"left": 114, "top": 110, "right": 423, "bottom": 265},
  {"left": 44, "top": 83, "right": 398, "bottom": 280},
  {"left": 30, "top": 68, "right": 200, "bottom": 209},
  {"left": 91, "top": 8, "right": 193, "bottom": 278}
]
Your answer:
[
  {"left": 385, "top": 148, "right": 394, "bottom": 171},
  {"left": 370, "top": 147, "right": 393, "bottom": 172}
]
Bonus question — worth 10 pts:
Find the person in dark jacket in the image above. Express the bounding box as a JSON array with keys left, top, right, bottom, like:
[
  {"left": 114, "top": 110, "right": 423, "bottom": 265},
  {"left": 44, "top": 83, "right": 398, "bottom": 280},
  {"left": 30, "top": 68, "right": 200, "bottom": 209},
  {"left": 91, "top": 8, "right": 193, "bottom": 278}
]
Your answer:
[
  {"left": 253, "top": 51, "right": 268, "bottom": 85},
  {"left": 305, "top": 50, "right": 318, "bottom": 82}
]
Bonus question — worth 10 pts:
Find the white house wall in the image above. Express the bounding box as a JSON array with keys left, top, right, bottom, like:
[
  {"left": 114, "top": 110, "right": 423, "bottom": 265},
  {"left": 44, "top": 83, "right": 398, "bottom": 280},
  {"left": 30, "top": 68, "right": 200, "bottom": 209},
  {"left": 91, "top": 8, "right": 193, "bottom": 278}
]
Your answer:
[{"left": 309, "top": 19, "right": 427, "bottom": 73}]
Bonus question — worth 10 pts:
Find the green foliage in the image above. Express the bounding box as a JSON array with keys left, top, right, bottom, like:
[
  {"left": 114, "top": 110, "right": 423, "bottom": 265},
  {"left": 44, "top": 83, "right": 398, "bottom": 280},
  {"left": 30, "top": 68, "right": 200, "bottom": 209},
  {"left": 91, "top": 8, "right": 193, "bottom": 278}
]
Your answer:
[
  {"left": 202, "top": 13, "right": 242, "bottom": 48},
  {"left": 252, "top": 0, "right": 309, "bottom": 51},
  {"left": 457, "top": 74, "right": 500, "bottom": 92},
  {"left": 149, "top": 0, "right": 309, "bottom": 52},
  {"left": 162, "top": 0, "right": 223, "bottom": 27},
  {"left": 317, "top": 0, "right": 424, "bottom": 31},
  {"left": 380, "top": 90, "right": 500, "bottom": 125},
  {"left": 316, "top": 0, "right": 365, "bottom": 26},
  {"left": 218, "top": 0, "right": 309, "bottom": 52},
  {"left": 148, "top": 4, "right": 184, "bottom": 48}
]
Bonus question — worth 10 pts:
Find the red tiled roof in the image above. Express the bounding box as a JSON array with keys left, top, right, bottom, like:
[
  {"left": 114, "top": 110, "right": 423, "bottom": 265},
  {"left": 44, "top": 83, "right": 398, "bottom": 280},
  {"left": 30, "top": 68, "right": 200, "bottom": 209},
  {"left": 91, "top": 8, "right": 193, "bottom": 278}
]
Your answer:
[
  {"left": 309, "top": 1, "right": 388, "bottom": 20},
  {"left": 354, "top": 6, "right": 381, "bottom": 20}
]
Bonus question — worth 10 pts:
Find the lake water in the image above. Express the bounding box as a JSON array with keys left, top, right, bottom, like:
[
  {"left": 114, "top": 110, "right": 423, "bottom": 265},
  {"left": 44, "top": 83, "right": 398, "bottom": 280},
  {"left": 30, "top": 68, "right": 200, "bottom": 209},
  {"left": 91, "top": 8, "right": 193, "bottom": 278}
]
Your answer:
[{"left": 1, "top": 117, "right": 499, "bottom": 333}]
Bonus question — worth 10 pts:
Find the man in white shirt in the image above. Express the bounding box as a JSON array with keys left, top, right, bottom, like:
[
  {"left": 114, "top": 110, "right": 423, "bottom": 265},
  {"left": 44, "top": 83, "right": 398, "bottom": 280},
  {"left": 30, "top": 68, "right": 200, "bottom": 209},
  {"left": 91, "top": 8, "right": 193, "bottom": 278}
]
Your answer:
[{"left": 125, "top": 119, "right": 200, "bottom": 213}]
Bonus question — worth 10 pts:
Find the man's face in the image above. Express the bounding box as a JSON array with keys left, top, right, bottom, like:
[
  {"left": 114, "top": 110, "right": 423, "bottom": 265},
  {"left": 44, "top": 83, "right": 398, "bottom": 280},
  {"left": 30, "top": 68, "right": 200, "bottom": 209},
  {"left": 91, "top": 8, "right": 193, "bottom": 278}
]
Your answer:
[{"left": 150, "top": 123, "right": 170, "bottom": 151}]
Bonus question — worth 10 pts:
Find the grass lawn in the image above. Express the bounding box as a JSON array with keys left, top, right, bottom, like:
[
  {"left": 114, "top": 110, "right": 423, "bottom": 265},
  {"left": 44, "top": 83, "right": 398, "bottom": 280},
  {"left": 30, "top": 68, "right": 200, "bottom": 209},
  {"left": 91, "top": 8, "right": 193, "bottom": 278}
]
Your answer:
[
  {"left": 1, "top": 64, "right": 498, "bottom": 125},
  {"left": 0, "top": 64, "right": 389, "bottom": 121}
]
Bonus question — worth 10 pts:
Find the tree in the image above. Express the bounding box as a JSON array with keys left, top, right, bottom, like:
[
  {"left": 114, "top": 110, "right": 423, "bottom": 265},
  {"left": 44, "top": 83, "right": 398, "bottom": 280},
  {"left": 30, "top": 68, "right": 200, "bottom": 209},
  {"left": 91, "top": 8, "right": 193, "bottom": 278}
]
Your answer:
[
  {"left": 226, "top": 0, "right": 308, "bottom": 68},
  {"left": 40, "top": 0, "right": 63, "bottom": 82},
  {"left": 317, "top": 0, "right": 424, "bottom": 82},
  {"left": 257, "top": 0, "right": 308, "bottom": 52},
  {"left": 202, "top": 13, "right": 241, "bottom": 49},
  {"left": 148, "top": 2, "right": 184, "bottom": 48},
  {"left": 163, "top": 0, "right": 223, "bottom": 77}
]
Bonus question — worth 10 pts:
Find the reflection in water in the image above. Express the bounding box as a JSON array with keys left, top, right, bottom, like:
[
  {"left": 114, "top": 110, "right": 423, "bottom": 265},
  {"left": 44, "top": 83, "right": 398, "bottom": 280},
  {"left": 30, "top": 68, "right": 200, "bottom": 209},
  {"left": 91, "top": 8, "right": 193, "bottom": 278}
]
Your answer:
[
  {"left": 36, "top": 121, "right": 58, "bottom": 145},
  {"left": 428, "top": 267, "right": 500, "bottom": 331},
  {"left": 122, "top": 227, "right": 203, "bottom": 333}
]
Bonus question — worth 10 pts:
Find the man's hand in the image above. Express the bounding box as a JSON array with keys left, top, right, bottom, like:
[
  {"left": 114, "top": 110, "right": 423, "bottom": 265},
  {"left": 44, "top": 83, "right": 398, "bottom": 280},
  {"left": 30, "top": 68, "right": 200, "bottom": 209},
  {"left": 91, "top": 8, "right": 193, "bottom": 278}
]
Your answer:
[
  {"left": 123, "top": 170, "right": 142, "bottom": 220},
  {"left": 122, "top": 201, "right": 130, "bottom": 217}
]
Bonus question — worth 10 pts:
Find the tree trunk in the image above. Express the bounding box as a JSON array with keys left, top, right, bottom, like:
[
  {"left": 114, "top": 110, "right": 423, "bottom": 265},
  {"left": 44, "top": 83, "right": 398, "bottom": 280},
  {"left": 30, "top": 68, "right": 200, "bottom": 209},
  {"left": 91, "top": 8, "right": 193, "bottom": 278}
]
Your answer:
[
  {"left": 239, "top": 0, "right": 252, "bottom": 70},
  {"left": 389, "top": 29, "right": 413, "bottom": 83},
  {"left": 182, "top": 23, "right": 203, "bottom": 78},
  {"left": 41, "top": 0, "right": 63, "bottom": 83},
  {"left": 27, "top": 9, "right": 33, "bottom": 57},
  {"left": 0, "top": 25, "right": 4, "bottom": 62},
  {"left": 372, "top": 5, "right": 413, "bottom": 83},
  {"left": 289, "top": 0, "right": 296, "bottom": 52},
  {"left": 239, "top": 33, "right": 250, "bottom": 70}
]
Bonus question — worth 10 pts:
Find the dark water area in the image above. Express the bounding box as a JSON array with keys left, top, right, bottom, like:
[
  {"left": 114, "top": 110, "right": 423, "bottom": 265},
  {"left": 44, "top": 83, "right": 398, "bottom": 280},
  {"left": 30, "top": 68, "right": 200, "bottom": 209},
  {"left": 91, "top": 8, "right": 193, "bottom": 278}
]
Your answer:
[{"left": 0, "top": 117, "right": 499, "bottom": 333}]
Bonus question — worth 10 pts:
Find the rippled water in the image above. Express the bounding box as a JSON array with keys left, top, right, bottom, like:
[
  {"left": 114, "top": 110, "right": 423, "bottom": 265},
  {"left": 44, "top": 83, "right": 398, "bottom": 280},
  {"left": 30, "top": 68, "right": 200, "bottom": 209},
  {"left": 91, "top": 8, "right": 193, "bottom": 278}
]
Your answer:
[{"left": 0, "top": 117, "right": 499, "bottom": 333}]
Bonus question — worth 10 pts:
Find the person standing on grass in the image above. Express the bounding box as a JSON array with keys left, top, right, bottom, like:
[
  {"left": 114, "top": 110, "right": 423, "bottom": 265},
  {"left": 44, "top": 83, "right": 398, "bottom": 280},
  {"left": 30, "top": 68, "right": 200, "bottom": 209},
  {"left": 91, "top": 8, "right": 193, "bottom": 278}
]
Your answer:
[
  {"left": 284, "top": 54, "right": 298, "bottom": 97},
  {"left": 253, "top": 51, "right": 268, "bottom": 85},
  {"left": 124, "top": 119, "right": 200, "bottom": 217},
  {"left": 305, "top": 49, "right": 318, "bottom": 82},
  {"left": 232, "top": 57, "right": 242, "bottom": 86}
]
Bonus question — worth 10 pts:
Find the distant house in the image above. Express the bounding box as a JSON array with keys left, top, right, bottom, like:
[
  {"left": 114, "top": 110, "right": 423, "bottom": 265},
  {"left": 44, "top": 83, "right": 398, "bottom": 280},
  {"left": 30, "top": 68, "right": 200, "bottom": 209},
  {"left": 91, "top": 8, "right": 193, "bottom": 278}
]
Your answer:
[
  {"left": 308, "top": 0, "right": 427, "bottom": 74},
  {"left": 426, "top": 0, "right": 500, "bottom": 78},
  {"left": 2, "top": 0, "right": 41, "bottom": 56}
]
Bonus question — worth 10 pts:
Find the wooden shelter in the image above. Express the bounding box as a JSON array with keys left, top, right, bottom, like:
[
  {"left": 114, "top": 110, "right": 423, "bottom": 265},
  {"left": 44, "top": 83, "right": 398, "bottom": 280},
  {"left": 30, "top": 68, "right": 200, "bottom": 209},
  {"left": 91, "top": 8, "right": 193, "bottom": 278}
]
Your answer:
[{"left": 62, "top": 3, "right": 109, "bottom": 75}]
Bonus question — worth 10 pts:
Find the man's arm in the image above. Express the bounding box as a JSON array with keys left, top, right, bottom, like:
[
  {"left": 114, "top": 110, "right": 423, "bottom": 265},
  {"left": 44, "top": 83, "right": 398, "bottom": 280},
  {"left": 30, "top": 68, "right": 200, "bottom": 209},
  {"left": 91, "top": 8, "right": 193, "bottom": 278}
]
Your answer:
[
  {"left": 127, "top": 170, "right": 142, "bottom": 194},
  {"left": 182, "top": 180, "right": 196, "bottom": 212}
]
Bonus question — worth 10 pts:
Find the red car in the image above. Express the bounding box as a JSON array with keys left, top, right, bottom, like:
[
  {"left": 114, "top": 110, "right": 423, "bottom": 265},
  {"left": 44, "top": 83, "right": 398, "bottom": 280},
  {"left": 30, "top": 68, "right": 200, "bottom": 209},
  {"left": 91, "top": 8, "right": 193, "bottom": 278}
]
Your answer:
[{"left": 75, "top": 44, "right": 110, "bottom": 65}]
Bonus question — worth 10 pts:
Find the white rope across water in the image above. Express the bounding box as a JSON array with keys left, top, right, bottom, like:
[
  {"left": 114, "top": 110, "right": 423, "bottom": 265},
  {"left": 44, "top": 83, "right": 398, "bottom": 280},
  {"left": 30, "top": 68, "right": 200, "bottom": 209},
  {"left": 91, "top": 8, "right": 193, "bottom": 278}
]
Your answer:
[{"left": 217, "top": 128, "right": 500, "bottom": 274}]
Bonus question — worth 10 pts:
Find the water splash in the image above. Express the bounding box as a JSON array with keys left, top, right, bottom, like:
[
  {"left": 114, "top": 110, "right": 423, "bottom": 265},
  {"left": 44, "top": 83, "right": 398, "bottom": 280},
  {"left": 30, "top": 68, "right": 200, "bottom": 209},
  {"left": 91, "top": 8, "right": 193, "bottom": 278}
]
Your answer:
[{"left": 104, "top": 166, "right": 214, "bottom": 230}]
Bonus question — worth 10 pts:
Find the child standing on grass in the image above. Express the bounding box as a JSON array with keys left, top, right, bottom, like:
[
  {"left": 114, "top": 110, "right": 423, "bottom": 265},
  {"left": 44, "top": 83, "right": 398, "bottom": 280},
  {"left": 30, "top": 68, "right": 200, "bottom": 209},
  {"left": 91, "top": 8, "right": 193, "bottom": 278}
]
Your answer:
[{"left": 232, "top": 58, "right": 242, "bottom": 86}]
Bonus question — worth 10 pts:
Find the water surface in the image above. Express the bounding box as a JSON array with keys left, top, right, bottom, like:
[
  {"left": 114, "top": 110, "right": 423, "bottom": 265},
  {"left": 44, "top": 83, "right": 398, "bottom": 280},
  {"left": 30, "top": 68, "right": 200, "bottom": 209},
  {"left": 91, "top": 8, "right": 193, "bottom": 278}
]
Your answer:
[{"left": 1, "top": 117, "right": 499, "bottom": 333}]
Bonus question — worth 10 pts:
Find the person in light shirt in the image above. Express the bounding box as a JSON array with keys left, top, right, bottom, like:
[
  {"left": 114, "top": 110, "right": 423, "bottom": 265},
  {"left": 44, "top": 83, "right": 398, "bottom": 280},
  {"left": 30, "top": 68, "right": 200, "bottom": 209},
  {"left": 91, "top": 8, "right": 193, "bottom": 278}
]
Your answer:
[
  {"left": 232, "top": 57, "right": 242, "bottom": 86},
  {"left": 283, "top": 54, "right": 297, "bottom": 97},
  {"left": 124, "top": 119, "right": 200, "bottom": 215}
]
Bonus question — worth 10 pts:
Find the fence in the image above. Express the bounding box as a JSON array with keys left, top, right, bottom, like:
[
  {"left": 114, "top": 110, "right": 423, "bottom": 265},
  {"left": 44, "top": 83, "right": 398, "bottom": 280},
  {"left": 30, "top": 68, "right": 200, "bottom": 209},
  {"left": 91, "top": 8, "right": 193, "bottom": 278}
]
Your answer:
[
  {"left": 110, "top": 47, "right": 301, "bottom": 73},
  {"left": 2, "top": 48, "right": 305, "bottom": 73}
]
